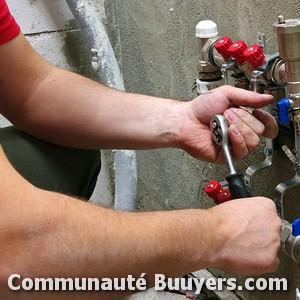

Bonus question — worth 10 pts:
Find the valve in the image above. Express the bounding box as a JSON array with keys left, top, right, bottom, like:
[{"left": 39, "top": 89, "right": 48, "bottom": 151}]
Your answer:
[
  {"left": 215, "top": 36, "right": 233, "bottom": 59},
  {"left": 292, "top": 218, "right": 300, "bottom": 300},
  {"left": 228, "top": 40, "right": 247, "bottom": 64},
  {"left": 205, "top": 180, "right": 232, "bottom": 204},
  {"left": 293, "top": 219, "right": 300, "bottom": 300},
  {"left": 281, "top": 219, "right": 300, "bottom": 263},
  {"left": 281, "top": 219, "right": 300, "bottom": 300},
  {"left": 293, "top": 218, "right": 300, "bottom": 237},
  {"left": 204, "top": 180, "right": 223, "bottom": 203},
  {"left": 218, "top": 188, "right": 232, "bottom": 203},
  {"left": 195, "top": 20, "right": 218, "bottom": 38},
  {"left": 244, "top": 44, "right": 265, "bottom": 69},
  {"left": 277, "top": 98, "right": 291, "bottom": 124}
]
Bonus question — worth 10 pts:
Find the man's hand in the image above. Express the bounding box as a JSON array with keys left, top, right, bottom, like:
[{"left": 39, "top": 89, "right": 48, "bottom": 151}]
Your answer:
[
  {"left": 207, "top": 197, "right": 281, "bottom": 275},
  {"left": 175, "top": 85, "right": 278, "bottom": 163}
]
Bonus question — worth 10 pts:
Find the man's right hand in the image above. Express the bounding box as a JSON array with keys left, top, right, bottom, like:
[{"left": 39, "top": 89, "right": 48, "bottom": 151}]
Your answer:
[{"left": 208, "top": 197, "right": 281, "bottom": 275}]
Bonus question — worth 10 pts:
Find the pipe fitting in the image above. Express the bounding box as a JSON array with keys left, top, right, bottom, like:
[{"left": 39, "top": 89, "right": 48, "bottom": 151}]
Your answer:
[
  {"left": 281, "top": 220, "right": 300, "bottom": 263},
  {"left": 271, "top": 58, "right": 286, "bottom": 86},
  {"left": 197, "top": 37, "right": 222, "bottom": 75},
  {"left": 273, "top": 17, "right": 300, "bottom": 95},
  {"left": 195, "top": 20, "right": 222, "bottom": 75}
]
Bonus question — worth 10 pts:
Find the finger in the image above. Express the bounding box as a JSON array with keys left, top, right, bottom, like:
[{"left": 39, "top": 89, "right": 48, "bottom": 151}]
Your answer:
[
  {"left": 227, "top": 107, "right": 278, "bottom": 139},
  {"left": 228, "top": 124, "right": 248, "bottom": 161},
  {"left": 234, "top": 107, "right": 266, "bottom": 136},
  {"left": 252, "top": 109, "right": 279, "bottom": 138},
  {"left": 216, "top": 85, "right": 274, "bottom": 108},
  {"left": 224, "top": 108, "right": 260, "bottom": 152}
]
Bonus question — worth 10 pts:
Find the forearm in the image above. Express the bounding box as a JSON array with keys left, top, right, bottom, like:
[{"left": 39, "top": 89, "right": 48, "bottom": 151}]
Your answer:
[
  {"left": 20, "top": 67, "right": 182, "bottom": 149},
  {"left": 1, "top": 34, "right": 278, "bottom": 161},
  {"left": 0, "top": 34, "right": 182, "bottom": 150},
  {"left": 2, "top": 192, "right": 217, "bottom": 299},
  {"left": 0, "top": 147, "right": 219, "bottom": 299},
  {"left": 0, "top": 143, "right": 280, "bottom": 299}
]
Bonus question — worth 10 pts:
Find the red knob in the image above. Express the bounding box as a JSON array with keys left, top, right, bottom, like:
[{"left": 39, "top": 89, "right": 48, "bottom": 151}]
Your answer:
[
  {"left": 218, "top": 189, "right": 232, "bottom": 203},
  {"left": 244, "top": 44, "right": 265, "bottom": 69},
  {"left": 228, "top": 40, "right": 247, "bottom": 64},
  {"left": 205, "top": 180, "right": 223, "bottom": 202},
  {"left": 215, "top": 36, "right": 233, "bottom": 59}
]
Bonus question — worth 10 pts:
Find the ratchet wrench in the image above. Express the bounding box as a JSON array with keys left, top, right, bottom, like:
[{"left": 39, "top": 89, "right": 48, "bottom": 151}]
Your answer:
[{"left": 210, "top": 115, "right": 251, "bottom": 199}]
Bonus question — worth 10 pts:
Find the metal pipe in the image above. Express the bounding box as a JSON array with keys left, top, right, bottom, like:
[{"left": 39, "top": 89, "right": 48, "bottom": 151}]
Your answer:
[
  {"left": 272, "top": 17, "right": 300, "bottom": 218},
  {"left": 65, "top": 0, "right": 137, "bottom": 210},
  {"left": 195, "top": 20, "right": 224, "bottom": 94},
  {"left": 273, "top": 17, "right": 300, "bottom": 96}
]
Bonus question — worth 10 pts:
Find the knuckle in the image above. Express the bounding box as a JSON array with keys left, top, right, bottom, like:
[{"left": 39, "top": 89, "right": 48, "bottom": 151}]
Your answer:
[{"left": 263, "top": 197, "right": 276, "bottom": 208}]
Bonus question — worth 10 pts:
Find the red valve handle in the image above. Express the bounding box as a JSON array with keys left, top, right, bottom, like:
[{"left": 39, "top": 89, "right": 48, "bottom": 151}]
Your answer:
[
  {"left": 244, "top": 44, "right": 265, "bottom": 69},
  {"left": 205, "top": 180, "right": 233, "bottom": 204},
  {"left": 228, "top": 40, "right": 247, "bottom": 64},
  {"left": 215, "top": 36, "right": 233, "bottom": 59},
  {"left": 204, "top": 180, "right": 223, "bottom": 202},
  {"left": 218, "top": 188, "right": 232, "bottom": 203}
]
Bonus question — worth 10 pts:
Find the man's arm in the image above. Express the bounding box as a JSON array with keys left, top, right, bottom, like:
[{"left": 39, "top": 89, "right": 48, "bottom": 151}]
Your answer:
[
  {"left": 0, "top": 34, "right": 277, "bottom": 162},
  {"left": 0, "top": 146, "right": 280, "bottom": 299},
  {"left": 0, "top": 33, "right": 181, "bottom": 150}
]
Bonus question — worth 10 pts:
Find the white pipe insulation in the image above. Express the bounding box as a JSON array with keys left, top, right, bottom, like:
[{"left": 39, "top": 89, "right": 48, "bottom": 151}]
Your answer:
[{"left": 65, "top": 0, "right": 137, "bottom": 211}]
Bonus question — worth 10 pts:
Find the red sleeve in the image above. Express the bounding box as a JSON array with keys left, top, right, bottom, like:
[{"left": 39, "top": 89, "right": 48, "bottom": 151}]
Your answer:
[{"left": 0, "top": 0, "right": 20, "bottom": 45}]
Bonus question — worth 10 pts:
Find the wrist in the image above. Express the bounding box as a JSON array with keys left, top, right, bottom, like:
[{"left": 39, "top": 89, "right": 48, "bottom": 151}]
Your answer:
[
  {"left": 203, "top": 209, "right": 228, "bottom": 270},
  {"left": 177, "top": 208, "right": 228, "bottom": 271},
  {"left": 172, "top": 100, "right": 209, "bottom": 158},
  {"left": 154, "top": 99, "right": 185, "bottom": 149},
  {"left": 171, "top": 101, "right": 193, "bottom": 150}
]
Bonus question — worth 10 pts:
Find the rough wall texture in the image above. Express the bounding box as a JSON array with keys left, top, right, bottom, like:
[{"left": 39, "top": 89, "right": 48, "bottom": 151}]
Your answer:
[{"left": 103, "top": 1, "right": 300, "bottom": 299}]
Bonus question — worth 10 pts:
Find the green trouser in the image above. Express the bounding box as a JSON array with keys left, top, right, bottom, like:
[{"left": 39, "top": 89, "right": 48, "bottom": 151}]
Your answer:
[{"left": 0, "top": 126, "right": 101, "bottom": 199}]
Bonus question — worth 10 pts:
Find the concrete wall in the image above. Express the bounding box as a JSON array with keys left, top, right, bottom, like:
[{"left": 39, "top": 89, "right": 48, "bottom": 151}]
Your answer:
[{"left": 6, "top": 0, "right": 300, "bottom": 299}]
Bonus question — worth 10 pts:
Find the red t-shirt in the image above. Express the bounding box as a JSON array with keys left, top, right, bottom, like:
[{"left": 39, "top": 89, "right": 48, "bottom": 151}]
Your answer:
[{"left": 0, "top": 0, "right": 20, "bottom": 45}]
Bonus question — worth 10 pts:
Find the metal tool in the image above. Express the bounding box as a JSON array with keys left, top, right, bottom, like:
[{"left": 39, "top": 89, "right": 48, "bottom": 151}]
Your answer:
[{"left": 210, "top": 114, "right": 251, "bottom": 199}]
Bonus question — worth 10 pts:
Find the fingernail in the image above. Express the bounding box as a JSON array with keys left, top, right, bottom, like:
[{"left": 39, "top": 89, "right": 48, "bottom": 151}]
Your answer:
[
  {"left": 225, "top": 109, "right": 238, "bottom": 122},
  {"left": 231, "top": 125, "right": 240, "bottom": 136},
  {"left": 231, "top": 107, "right": 238, "bottom": 112}
]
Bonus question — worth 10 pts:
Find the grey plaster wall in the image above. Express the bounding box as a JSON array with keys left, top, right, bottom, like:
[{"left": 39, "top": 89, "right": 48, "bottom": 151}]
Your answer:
[{"left": 103, "top": 1, "right": 300, "bottom": 299}]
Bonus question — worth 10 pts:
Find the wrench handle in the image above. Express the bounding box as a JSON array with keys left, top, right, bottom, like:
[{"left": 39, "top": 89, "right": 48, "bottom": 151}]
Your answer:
[{"left": 226, "top": 173, "right": 251, "bottom": 199}]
